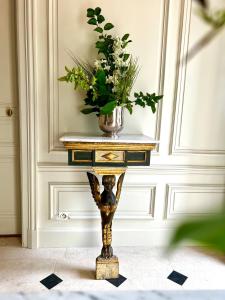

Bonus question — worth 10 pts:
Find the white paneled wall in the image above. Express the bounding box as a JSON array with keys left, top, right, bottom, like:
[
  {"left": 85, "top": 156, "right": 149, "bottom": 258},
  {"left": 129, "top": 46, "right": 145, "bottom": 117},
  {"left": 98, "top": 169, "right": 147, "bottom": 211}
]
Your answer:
[{"left": 17, "top": 0, "right": 225, "bottom": 248}]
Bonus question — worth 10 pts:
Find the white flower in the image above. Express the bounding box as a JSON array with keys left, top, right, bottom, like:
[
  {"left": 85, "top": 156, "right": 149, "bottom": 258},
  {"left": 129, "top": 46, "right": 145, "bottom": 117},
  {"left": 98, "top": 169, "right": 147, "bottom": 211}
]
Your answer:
[
  {"left": 104, "top": 65, "right": 111, "bottom": 71},
  {"left": 94, "top": 60, "right": 101, "bottom": 69},
  {"left": 113, "top": 57, "right": 121, "bottom": 66},
  {"left": 106, "top": 75, "right": 114, "bottom": 83},
  {"left": 113, "top": 37, "right": 123, "bottom": 49}
]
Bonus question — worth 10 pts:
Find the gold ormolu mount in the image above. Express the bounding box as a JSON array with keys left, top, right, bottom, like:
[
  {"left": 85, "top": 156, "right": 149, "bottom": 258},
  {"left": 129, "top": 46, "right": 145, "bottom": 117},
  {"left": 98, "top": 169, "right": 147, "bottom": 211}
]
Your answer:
[{"left": 87, "top": 171, "right": 125, "bottom": 279}]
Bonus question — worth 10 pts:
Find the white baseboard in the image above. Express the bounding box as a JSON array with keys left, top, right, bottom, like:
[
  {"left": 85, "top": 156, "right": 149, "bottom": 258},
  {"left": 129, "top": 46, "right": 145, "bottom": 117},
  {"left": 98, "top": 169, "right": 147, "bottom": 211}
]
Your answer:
[{"left": 37, "top": 228, "right": 175, "bottom": 248}]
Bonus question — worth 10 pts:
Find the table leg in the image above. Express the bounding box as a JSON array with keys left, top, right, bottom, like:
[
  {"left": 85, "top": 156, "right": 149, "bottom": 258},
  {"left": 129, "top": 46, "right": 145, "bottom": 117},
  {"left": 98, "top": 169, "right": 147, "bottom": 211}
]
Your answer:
[{"left": 87, "top": 171, "right": 125, "bottom": 279}]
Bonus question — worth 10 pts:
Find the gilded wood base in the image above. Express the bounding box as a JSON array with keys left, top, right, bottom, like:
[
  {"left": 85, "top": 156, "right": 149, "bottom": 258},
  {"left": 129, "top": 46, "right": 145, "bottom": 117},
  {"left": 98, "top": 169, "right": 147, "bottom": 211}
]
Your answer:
[{"left": 96, "top": 255, "right": 119, "bottom": 280}]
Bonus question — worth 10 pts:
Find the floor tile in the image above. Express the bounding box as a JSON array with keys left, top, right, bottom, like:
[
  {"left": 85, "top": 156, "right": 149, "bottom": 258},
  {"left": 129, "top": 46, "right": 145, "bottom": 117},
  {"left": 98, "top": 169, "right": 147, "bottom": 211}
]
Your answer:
[
  {"left": 167, "top": 270, "right": 188, "bottom": 285},
  {"left": 106, "top": 274, "right": 127, "bottom": 287},
  {"left": 40, "top": 273, "right": 63, "bottom": 289}
]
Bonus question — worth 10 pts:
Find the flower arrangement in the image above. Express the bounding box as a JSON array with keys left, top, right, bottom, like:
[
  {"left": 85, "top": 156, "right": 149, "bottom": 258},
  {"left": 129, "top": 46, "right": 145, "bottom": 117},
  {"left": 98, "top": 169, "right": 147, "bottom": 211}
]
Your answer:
[{"left": 59, "top": 7, "right": 163, "bottom": 116}]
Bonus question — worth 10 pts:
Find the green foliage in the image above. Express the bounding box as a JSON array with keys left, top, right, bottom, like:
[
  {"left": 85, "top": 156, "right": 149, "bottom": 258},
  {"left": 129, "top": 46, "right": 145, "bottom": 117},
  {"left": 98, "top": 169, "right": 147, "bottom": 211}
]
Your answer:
[
  {"left": 97, "top": 15, "right": 105, "bottom": 24},
  {"left": 58, "top": 66, "right": 90, "bottom": 91},
  {"left": 122, "top": 33, "right": 129, "bottom": 41},
  {"left": 87, "top": 8, "right": 95, "bottom": 17},
  {"left": 199, "top": 8, "right": 225, "bottom": 28},
  {"left": 100, "top": 101, "right": 117, "bottom": 115},
  {"left": 169, "top": 212, "right": 225, "bottom": 253},
  {"left": 88, "top": 18, "right": 97, "bottom": 25},
  {"left": 122, "top": 40, "right": 132, "bottom": 49},
  {"left": 115, "top": 58, "right": 139, "bottom": 107},
  {"left": 58, "top": 6, "right": 163, "bottom": 116},
  {"left": 95, "top": 7, "right": 101, "bottom": 15},
  {"left": 94, "top": 27, "right": 103, "bottom": 33},
  {"left": 134, "top": 92, "right": 163, "bottom": 113},
  {"left": 104, "top": 23, "right": 114, "bottom": 30}
]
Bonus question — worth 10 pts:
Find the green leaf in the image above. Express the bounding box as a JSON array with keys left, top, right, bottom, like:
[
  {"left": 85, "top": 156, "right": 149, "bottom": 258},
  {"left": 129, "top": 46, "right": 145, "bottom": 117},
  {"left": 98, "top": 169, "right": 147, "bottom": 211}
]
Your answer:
[
  {"left": 88, "top": 18, "right": 97, "bottom": 25},
  {"left": 122, "top": 40, "right": 132, "bottom": 48},
  {"left": 95, "top": 41, "right": 105, "bottom": 49},
  {"left": 122, "top": 33, "right": 129, "bottom": 41},
  {"left": 94, "top": 27, "right": 103, "bottom": 33},
  {"left": 123, "top": 54, "right": 130, "bottom": 61},
  {"left": 150, "top": 103, "right": 156, "bottom": 113},
  {"left": 58, "top": 76, "right": 67, "bottom": 81},
  {"left": 96, "top": 69, "right": 106, "bottom": 81},
  {"left": 126, "top": 103, "right": 133, "bottom": 114},
  {"left": 81, "top": 107, "right": 96, "bottom": 114},
  {"left": 135, "top": 98, "right": 145, "bottom": 107},
  {"left": 100, "top": 101, "right": 117, "bottom": 115},
  {"left": 104, "top": 23, "right": 114, "bottom": 30},
  {"left": 169, "top": 213, "right": 225, "bottom": 253},
  {"left": 97, "top": 15, "right": 105, "bottom": 24},
  {"left": 87, "top": 8, "right": 95, "bottom": 17},
  {"left": 154, "top": 95, "right": 163, "bottom": 102},
  {"left": 95, "top": 7, "right": 101, "bottom": 15}
]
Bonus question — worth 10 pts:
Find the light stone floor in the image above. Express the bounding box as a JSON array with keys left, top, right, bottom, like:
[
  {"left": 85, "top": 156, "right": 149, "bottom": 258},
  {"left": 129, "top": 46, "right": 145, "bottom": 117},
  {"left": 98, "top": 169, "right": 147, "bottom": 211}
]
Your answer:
[{"left": 0, "top": 237, "right": 225, "bottom": 293}]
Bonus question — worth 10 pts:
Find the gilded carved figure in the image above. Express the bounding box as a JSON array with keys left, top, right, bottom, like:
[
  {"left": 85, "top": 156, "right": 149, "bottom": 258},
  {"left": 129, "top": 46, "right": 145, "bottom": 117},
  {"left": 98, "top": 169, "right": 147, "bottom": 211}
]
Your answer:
[{"left": 87, "top": 172, "right": 125, "bottom": 258}]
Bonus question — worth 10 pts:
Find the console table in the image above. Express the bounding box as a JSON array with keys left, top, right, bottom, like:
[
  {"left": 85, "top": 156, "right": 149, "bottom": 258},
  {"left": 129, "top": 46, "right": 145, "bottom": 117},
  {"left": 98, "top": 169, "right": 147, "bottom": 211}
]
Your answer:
[{"left": 60, "top": 133, "right": 158, "bottom": 280}]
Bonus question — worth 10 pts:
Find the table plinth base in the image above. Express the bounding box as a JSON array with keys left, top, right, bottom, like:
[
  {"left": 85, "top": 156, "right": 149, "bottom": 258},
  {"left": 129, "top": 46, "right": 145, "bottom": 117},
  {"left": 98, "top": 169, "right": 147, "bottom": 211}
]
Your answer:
[{"left": 96, "top": 255, "right": 119, "bottom": 280}]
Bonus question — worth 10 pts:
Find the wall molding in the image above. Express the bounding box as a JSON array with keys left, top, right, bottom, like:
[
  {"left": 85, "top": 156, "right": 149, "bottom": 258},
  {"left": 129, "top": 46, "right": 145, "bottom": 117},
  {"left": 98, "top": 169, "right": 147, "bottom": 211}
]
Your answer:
[
  {"left": 169, "top": 0, "right": 225, "bottom": 155},
  {"left": 37, "top": 162, "right": 225, "bottom": 175},
  {"left": 165, "top": 183, "right": 225, "bottom": 219},
  {"left": 47, "top": 0, "right": 169, "bottom": 153},
  {"left": 48, "top": 0, "right": 60, "bottom": 152},
  {"left": 49, "top": 182, "right": 156, "bottom": 221},
  {"left": 16, "top": 0, "right": 38, "bottom": 248},
  {"left": 153, "top": 0, "right": 170, "bottom": 153}
]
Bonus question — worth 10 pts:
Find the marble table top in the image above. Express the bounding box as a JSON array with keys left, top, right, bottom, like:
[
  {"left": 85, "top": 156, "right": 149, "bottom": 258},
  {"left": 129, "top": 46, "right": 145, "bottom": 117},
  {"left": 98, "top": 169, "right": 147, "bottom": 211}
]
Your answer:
[
  {"left": 59, "top": 133, "right": 159, "bottom": 144},
  {"left": 1, "top": 291, "right": 225, "bottom": 300}
]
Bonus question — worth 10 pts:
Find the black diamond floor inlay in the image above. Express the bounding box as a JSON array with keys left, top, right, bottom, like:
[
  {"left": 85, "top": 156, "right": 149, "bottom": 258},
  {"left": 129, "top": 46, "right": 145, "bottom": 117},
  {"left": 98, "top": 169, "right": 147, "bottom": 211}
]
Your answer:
[
  {"left": 106, "top": 274, "right": 127, "bottom": 287},
  {"left": 40, "top": 273, "right": 63, "bottom": 289},
  {"left": 167, "top": 270, "right": 188, "bottom": 286}
]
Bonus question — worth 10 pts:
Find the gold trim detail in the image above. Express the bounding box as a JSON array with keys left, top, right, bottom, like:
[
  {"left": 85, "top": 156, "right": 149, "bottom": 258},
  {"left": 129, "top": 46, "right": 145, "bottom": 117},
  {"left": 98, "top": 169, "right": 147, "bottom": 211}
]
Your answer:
[
  {"left": 64, "top": 142, "right": 156, "bottom": 151},
  {"left": 95, "top": 150, "right": 124, "bottom": 163},
  {"left": 72, "top": 150, "right": 92, "bottom": 163},
  {"left": 93, "top": 167, "right": 127, "bottom": 175},
  {"left": 102, "top": 152, "right": 118, "bottom": 161},
  {"left": 126, "top": 151, "right": 147, "bottom": 163}
]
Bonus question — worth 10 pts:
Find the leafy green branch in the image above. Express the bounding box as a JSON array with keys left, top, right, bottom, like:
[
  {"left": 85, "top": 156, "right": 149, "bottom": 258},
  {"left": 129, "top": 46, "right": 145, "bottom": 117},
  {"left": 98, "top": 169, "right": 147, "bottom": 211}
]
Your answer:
[
  {"left": 134, "top": 92, "right": 163, "bottom": 113},
  {"left": 58, "top": 66, "right": 91, "bottom": 90}
]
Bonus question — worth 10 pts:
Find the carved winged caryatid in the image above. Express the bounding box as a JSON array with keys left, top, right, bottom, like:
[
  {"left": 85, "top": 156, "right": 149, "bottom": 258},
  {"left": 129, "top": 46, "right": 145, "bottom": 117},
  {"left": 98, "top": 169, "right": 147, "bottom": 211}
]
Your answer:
[{"left": 87, "top": 172, "right": 125, "bottom": 258}]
